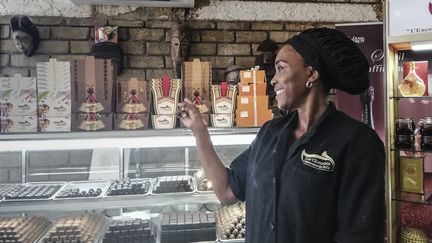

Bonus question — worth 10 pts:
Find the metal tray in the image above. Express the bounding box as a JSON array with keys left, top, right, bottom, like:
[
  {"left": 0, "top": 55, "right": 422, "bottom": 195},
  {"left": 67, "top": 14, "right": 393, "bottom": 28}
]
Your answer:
[
  {"left": 54, "top": 180, "right": 110, "bottom": 200},
  {"left": 0, "top": 183, "right": 22, "bottom": 201},
  {"left": 104, "top": 178, "right": 153, "bottom": 198},
  {"left": 150, "top": 175, "right": 197, "bottom": 195},
  {"left": 2, "top": 182, "right": 68, "bottom": 202}
]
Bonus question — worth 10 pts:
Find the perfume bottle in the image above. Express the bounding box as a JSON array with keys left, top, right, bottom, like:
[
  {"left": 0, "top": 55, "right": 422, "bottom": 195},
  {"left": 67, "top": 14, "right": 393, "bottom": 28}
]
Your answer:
[{"left": 399, "top": 61, "right": 426, "bottom": 97}]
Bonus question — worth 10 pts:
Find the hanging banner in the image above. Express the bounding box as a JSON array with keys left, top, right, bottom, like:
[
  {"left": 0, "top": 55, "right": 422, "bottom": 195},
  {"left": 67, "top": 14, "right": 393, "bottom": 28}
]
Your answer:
[
  {"left": 388, "top": 0, "right": 432, "bottom": 37},
  {"left": 335, "top": 23, "right": 384, "bottom": 141}
]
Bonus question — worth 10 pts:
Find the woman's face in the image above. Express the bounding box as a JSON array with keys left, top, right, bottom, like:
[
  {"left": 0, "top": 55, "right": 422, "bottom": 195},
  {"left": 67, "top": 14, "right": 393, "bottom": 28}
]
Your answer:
[
  {"left": 12, "top": 31, "right": 35, "bottom": 57},
  {"left": 271, "top": 44, "right": 311, "bottom": 110}
]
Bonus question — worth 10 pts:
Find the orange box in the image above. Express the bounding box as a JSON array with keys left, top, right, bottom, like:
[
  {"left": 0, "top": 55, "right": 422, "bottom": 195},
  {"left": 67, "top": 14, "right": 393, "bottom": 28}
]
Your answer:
[
  {"left": 240, "top": 70, "right": 265, "bottom": 84},
  {"left": 238, "top": 83, "right": 266, "bottom": 96},
  {"left": 236, "top": 109, "right": 272, "bottom": 127},
  {"left": 236, "top": 95, "right": 269, "bottom": 112}
]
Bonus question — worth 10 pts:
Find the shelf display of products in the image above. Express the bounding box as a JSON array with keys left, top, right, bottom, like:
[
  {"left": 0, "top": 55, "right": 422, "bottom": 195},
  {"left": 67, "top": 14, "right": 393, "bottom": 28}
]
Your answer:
[
  {"left": 0, "top": 216, "right": 51, "bottom": 243},
  {"left": 385, "top": 0, "right": 432, "bottom": 241}
]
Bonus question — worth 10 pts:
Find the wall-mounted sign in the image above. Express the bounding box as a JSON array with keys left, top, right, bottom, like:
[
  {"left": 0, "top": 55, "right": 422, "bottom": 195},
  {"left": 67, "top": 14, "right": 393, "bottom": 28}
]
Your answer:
[{"left": 389, "top": 0, "right": 432, "bottom": 37}]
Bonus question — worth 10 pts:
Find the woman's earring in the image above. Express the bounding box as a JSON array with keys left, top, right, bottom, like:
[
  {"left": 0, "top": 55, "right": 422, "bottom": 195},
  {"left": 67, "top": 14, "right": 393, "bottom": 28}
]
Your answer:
[{"left": 305, "top": 81, "right": 313, "bottom": 88}]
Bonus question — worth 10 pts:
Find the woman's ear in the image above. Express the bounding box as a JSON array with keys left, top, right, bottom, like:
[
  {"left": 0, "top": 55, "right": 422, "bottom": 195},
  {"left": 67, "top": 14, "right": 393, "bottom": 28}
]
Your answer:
[{"left": 307, "top": 66, "right": 320, "bottom": 83}]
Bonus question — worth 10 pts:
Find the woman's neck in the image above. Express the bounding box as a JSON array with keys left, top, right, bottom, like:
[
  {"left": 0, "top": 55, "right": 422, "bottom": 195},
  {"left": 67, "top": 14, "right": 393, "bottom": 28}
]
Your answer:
[{"left": 294, "top": 91, "right": 329, "bottom": 139}]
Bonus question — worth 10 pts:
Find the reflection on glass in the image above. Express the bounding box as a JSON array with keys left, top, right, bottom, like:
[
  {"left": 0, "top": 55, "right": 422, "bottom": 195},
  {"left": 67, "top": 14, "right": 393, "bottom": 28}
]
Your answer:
[
  {"left": 26, "top": 149, "right": 120, "bottom": 182},
  {"left": 0, "top": 152, "right": 22, "bottom": 183}
]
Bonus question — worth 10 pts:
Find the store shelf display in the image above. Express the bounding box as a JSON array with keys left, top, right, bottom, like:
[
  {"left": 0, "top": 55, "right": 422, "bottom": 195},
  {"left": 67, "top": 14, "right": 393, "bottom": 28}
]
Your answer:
[
  {"left": 54, "top": 181, "right": 109, "bottom": 199},
  {"left": 151, "top": 175, "right": 196, "bottom": 194},
  {"left": 106, "top": 178, "right": 152, "bottom": 197},
  {"left": 0, "top": 216, "right": 51, "bottom": 243},
  {"left": 216, "top": 202, "right": 246, "bottom": 241}
]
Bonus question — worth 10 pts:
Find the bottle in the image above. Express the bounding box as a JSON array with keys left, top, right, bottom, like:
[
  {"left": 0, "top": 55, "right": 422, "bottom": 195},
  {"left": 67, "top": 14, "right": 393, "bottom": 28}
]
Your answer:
[{"left": 399, "top": 61, "right": 426, "bottom": 97}]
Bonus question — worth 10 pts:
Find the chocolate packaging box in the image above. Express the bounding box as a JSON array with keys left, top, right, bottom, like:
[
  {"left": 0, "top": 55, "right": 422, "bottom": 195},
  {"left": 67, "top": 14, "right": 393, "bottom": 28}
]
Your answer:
[
  {"left": 150, "top": 76, "right": 182, "bottom": 129},
  {"left": 0, "top": 74, "right": 37, "bottom": 117},
  {"left": 210, "top": 82, "right": 237, "bottom": 127},
  {"left": 183, "top": 59, "right": 211, "bottom": 113},
  {"left": 117, "top": 77, "right": 150, "bottom": 114},
  {"left": 0, "top": 115, "right": 38, "bottom": 133}
]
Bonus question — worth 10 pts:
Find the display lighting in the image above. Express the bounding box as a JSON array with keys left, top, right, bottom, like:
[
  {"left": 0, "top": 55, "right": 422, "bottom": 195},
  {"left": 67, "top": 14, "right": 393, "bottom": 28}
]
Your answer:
[{"left": 411, "top": 40, "right": 432, "bottom": 51}]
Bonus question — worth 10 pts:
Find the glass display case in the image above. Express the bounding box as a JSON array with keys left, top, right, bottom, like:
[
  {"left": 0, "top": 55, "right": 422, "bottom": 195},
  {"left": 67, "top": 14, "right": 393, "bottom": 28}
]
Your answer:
[
  {"left": 0, "top": 128, "right": 256, "bottom": 242},
  {"left": 385, "top": 0, "right": 432, "bottom": 242}
]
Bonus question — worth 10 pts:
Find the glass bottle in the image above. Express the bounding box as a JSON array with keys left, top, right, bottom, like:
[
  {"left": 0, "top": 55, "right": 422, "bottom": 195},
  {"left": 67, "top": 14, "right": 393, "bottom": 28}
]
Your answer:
[
  {"left": 395, "top": 118, "right": 415, "bottom": 149},
  {"left": 399, "top": 61, "right": 426, "bottom": 97}
]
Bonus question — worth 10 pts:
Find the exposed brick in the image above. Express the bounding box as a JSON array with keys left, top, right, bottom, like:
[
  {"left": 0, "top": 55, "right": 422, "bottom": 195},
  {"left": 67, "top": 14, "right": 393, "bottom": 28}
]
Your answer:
[
  {"left": 120, "top": 42, "right": 145, "bottom": 55},
  {"left": 190, "top": 43, "right": 217, "bottom": 55},
  {"left": 0, "top": 17, "right": 10, "bottom": 25},
  {"left": 118, "top": 69, "right": 146, "bottom": 80},
  {"left": 51, "top": 27, "right": 89, "bottom": 40},
  {"left": 10, "top": 54, "right": 50, "bottom": 67},
  {"left": 66, "top": 18, "right": 106, "bottom": 27},
  {"left": 252, "top": 22, "right": 284, "bottom": 30},
  {"left": 201, "top": 31, "right": 235, "bottom": 43},
  {"left": 129, "top": 56, "right": 164, "bottom": 68},
  {"left": 217, "top": 22, "right": 251, "bottom": 30},
  {"left": 122, "top": 55, "right": 129, "bottom": 69},
  {"left": 146, "top": 69, "right": 175, "bottom": 80},
  {"left": 350, "top": 0, "right": 379, "bottom": 2},
  {"left": 109, "top": 19, "right": 144, "bottom": 27},
  {"left": 187, "top": 22, "right": 216, "bottom": 30},
  {"left": 165, "top": 57, "right": 173, "bottom": 69},
  {"left": 270, "top": 31, "right": 298, "bottom": 43},
  {"left": 213, "top": 69, "right": 226, "bottom": 82},
  {"left": 8, "top": 168, "right": 21, "bottom": 183},
  {"left": 31, "top": 17, "right": 65, "bottom": 26},
  {"left": 90, "top": 27, "right": 95, "bottom": 40},
  {"left": 0, "top": 54, "right": 9, "bottom": 67},
  {"left": 235, "top": 56, "right": 257, "bottom": 68},
  {"left": 36, "top": 41, "right": 69, "bottom": 54},
  {"left": 285, "top": 23, "right": 316, "bottom": 31},
  {"left": 316, "top": 23, "right": 336, "bottom": 28},
  {"left": 0, "top": 152, "right": 21, "bottom": 168},
  {"left": 146, "top": 20, "right": 175, "bottom": 28},
  {"left": 118, "top": 28, "right": 128, "bottom": 41},
  {"left": 50, "top": 55, "right": 87, "bottom": 63},
  {"left": 70, "top": 41, "right": 93, "bottom": 54},
  {"left": 0, "top": 25, "right": 9, "bottom": 39},
  {"left": 319, "top": 0, "right": 347, "bottom": 2},
  {"left": 147, "top": 42, "right": 171, "bottom": 55},
  {"left": 218, "top": 44, "right": 251, "bottom": 56},
  {"left": 191, "top": 31, "right": 200, "bottom": 42},
  {"left": 129, "top": 28, "right": 165, "bottom": 41},
  {"left": 0, "top": 40, "right": 20, "bottom": 54},
  {"left": 0, "top": 67, "right": 30, "bottom": 77},
  {"left": 190, "top": 56, "right": 234, "bottom": 69},
  {"left": 236, "top": 31, "right": 268, "bottom": 43},
  {"left": 38, "top": 26, "right": 50, "bottom": 40}
]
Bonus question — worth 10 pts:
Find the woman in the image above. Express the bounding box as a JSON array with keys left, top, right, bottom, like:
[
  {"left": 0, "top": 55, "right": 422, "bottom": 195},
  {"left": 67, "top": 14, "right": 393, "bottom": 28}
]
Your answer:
[{"left": 178, "top": 27, "right": 385, "bottom": 243}]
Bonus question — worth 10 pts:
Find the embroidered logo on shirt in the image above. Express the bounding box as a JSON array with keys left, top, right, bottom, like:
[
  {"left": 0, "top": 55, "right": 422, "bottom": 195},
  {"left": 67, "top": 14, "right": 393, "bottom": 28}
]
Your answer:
[{"left": 301, "top": 149, "right": 335, "bottom": 172}]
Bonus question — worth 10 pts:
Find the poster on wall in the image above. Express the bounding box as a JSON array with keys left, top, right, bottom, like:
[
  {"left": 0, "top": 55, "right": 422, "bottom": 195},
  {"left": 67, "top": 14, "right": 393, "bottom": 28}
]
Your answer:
[
  {"left": 335, "top": 23, "right": 385, "bottom": 142},
  {"left": 388, "top": 0, "right": 432, "bottom": 37}
]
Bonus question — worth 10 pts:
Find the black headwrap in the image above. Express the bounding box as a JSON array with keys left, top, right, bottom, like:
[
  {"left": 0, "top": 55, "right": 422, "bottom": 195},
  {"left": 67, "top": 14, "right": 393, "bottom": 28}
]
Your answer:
[{"left": 286, "top": 27, "right": 369, "bottom": 95}]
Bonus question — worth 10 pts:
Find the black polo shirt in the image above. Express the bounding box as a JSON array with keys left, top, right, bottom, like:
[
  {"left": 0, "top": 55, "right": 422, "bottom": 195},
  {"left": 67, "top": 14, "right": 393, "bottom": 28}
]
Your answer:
[{"left": 227, "top": 102, "right": 385, "bottom": 243}]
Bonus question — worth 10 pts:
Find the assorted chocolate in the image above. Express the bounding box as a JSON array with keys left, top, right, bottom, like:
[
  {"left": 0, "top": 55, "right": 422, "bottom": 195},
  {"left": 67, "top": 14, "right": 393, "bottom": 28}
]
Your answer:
[
  {"left": 216, "top": 203, "right": 246, "bottom": 240},
  {"left": 103, "top": 218, "right": 155, "bottom": 243},
  {"left": 106, "top": 178, "right": 151, "bottom": 196},
  {"left": 0, "top": 184, "right": 20, "bottom": 200},
  {"left": 4, "top": 184, "right": 62, "bottom": 201},
  {"left": 152, "top": 176, "right": 194, "bottom": 194},
  {"left": 41, "top": 214, "right": 105, "bottom": 243},
  {"left": 160, "top": 212, "right": 216, "bottom": 243},
  {"left": 0, "top": 216, "right": 51, "bottom": 243},
  {"left": 54, "top": 182, "right": 108, "bottom": 199}
]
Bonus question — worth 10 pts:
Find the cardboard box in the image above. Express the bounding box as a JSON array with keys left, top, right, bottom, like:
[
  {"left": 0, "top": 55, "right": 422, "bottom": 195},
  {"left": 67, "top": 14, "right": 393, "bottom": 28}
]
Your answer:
[
  {"left": 183, "top": 59, "right": 211, "bottom": 113},
  {"left": 151, "top": 114, "right": 177, "bottom": 129},
  {"left": 400, "top": 61, "right": 429, "bottom": 96},
  {"left": 236, "top": 109, "right": 272, "bottom": 127},
  {"left": 210, "top": 114, "right": 235, "bottom": 128},
  {"left": 0, "top": 115, "right": 37, "bottom": 133},
  {"left": 117, "top": 77, "right": 151, "bottom": 113},
  {"left": 38, "top": 116, "right": 71, "bottom": 132},
  {"left": 151, "top": 77, "right": 182, "bottom": 115},
  {"left": 37, "top": 58, "right": 71, "bottom": 117},
  {"left": 71, "top": 56, "right": 115, "bottom": 113},
  {"left": 236, "top": 95, "right": 269, "bottom": 113},
  {"left": 72, "top": 113, "right": 113, "bottom": 131},
  {"left": 179, "top": 114, "right": 209, "bottom": 128},
  {"left": 211, "top": 83, "right": 237, "bottom": 114},
  {"left": 238, "top": 83, "right": 266, "bottom": 96},
  {"left": 0, "top": 74, "right": 37, "bottom": 116},
  {"left": 114, "top": 113, "right": 149, "bottom": 130},
  {"left": 239, "top": 69, "right": 265, "bottom": 84}
]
